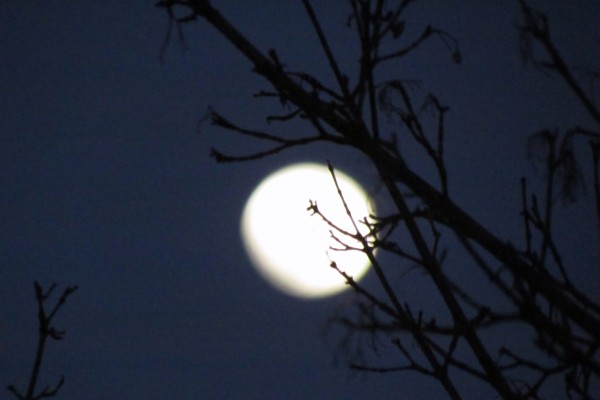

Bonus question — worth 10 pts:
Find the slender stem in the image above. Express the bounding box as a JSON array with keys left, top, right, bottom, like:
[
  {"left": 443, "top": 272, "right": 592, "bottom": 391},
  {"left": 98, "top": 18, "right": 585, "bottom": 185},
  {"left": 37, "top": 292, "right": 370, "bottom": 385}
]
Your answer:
[
  {"left": 301, "top": 0, "right": 355, "bottom": 113},
  {"left": 25, "top": 325, "right": 47, "bottom": 399},
  {"left": 378, "top": 169, "right": 520, "bottom": 399},
  {"left": 327, "top": 161, "right": 464, "bottom": 400}
]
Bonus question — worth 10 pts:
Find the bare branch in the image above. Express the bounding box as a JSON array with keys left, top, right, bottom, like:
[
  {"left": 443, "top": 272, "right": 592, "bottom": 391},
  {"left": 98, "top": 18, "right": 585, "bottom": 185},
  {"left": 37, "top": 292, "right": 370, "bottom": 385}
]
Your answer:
[
  {"left": 8, "top": 283, "right": 77, "bottom": 400},
  {"left": 156, "top": 0, "right": 600, "bottom": 396}
]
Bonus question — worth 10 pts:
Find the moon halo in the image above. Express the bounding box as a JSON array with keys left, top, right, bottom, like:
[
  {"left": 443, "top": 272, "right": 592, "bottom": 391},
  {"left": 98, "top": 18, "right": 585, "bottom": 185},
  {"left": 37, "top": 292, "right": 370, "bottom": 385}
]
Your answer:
[{"left": 240, "top": 163, "right": 374, "bottom": 299}]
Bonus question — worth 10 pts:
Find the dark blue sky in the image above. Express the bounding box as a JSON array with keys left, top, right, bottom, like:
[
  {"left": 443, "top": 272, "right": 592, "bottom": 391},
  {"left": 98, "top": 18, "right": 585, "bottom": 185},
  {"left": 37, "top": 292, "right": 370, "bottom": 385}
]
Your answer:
[{"left": 2, "top": 1, "right": 598, "bottom": 399}]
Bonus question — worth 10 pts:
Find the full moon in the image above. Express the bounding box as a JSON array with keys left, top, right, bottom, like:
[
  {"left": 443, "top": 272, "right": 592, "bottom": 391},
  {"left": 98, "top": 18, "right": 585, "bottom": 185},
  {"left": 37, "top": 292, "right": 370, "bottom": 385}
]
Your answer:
[{"left": 241, "top": 163, "right": 374, "bottom": 299}]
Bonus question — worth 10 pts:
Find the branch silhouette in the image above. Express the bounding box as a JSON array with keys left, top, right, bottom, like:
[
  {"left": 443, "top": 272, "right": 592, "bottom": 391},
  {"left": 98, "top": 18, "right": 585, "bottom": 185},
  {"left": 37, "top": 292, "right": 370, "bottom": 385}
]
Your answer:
[
  {"left": 157, "top": 0, "right": 600, "bottom": 397},
  {"left": 7, "top": 282, "right": 78, "bottom": 400}
]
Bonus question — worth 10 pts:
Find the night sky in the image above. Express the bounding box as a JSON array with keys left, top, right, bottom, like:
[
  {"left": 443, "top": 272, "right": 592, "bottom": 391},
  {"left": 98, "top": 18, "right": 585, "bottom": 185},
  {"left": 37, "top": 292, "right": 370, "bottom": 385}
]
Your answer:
[{"left": 2, "top": 1, "right": 599, "bottom": 399}]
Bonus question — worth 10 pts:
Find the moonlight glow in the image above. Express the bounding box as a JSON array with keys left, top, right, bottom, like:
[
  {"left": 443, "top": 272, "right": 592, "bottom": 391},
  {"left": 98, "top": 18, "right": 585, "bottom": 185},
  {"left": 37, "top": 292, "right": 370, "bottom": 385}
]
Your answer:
[{"left": 241, "top": 163, "right": 375, "bottom": 299}]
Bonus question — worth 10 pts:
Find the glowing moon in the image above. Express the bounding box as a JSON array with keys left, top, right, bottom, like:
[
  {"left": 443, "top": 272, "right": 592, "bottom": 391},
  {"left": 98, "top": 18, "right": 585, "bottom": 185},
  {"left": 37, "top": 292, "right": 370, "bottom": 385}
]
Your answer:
[{"left": 241, "top": 163, "right": 374, "bottom": 299}]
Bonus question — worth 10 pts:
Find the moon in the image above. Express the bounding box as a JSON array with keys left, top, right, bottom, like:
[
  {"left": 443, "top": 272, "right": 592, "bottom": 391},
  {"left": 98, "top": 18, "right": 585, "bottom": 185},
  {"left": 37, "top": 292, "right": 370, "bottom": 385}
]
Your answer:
[{"left": 241, "top": 163, "right": 375, "bottom": 299}]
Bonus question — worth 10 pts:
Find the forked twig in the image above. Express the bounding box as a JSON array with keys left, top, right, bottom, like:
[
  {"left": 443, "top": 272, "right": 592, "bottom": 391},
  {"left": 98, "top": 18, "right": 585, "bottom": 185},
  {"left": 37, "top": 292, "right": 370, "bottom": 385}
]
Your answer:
[{"left": 7, "top": 282, "right": 78, "bottom": 400}]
